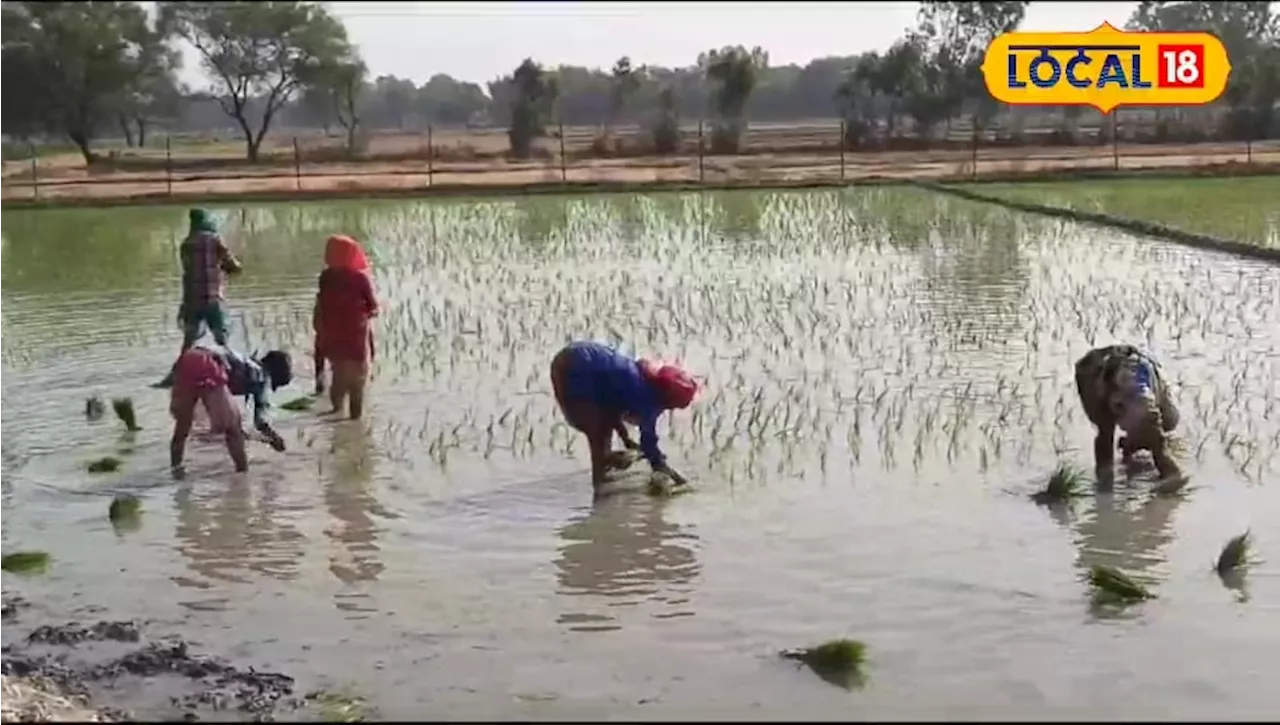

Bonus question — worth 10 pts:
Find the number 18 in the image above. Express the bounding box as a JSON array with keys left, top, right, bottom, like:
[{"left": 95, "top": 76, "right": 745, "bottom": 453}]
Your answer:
[{"left": 1159, "top": 46, "right": 1204, "bottom": 88}]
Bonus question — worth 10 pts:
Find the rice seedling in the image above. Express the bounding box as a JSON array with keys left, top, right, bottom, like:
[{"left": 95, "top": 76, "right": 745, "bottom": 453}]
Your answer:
[
  {"left": 1, "top": 551, "right": 51, "bottom": 575},
  {"left": 87, "top": 456, "right": 123, "bottom": 474},
  {"left": 1030, "top": 462, "right": 1088, "bottom": 505},
  {"left": 111, "top": 397, "right": 140, "bottom": 432},
  {"left": 980, "top": 176, "right": 1280, "bottom": 249},
  {"left": 1087, "top": 564, "right": 1155, "bottom": 604},
  {"left": 306, "top": 689, "right": 369, "bottom": 722},
  {"left": 780, "top": 638, "right": 868, "bottom": 690},
  {"left": 108, "top": 494, "right": 142, "bottom": 523},
  {"left": 84, "top": 395, "right": 105, "bottom": 421},
  {"left": 1215, "top": 531, "right": 1251, "bottom": 576},
  {"left": 7, "top": 186, "right": 1276, "bottom": 545},
  {"left": 280, "top": 395, "right": 317, "bottom": 412}
]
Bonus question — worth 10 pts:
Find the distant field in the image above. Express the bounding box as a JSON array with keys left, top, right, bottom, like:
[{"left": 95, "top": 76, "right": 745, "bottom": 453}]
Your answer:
[{"left": 980, "top": 176, "right": 1280, "bottom": 249}]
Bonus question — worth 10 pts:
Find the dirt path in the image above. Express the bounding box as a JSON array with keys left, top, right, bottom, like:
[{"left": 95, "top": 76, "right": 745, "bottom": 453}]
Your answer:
[{"left": 3, "top": 140, "right": 1277, "bottom": 208}]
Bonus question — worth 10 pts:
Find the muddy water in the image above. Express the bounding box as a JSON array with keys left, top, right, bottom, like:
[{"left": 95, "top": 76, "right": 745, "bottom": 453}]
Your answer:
[{"left": 2, "top": 188, "right": 1278, "bottom": 720}]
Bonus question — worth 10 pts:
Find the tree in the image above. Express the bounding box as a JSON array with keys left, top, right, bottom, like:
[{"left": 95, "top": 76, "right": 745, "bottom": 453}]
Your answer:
[
  {"left": 914, "top": 1, "right": 1028, "bottom": 131},
  {"left": 1127, "top": 2, "right": 1280, "bottom": 138},
  {"left": 418, "top": 74, "right": 490, "bottom": 126},
  {"left": 115, "top": 30, "right": 184, "bottom": 148},
  {"left": 303, "top": 56, "right": 367, "bottom": 155},
  {"left": 373, "top": 74, "right": 416, "bottom": 129},
  {"left": 700, "top": 45, "right": 768, "bottom": 153},
  {"left": 505, "top": 58, "right": 557, "bottom": 158},
  {"left": 158, "top": 1, "right": 355, "bottom": 162},
  {"left": 1, "top": 1, "right": 167, "bottom": 164},
  {"left": 609, "top": 56, "right": 641, "bottom": 129},
  {"left": 651, "top": 86, "right": 681, "bottom": 154}
]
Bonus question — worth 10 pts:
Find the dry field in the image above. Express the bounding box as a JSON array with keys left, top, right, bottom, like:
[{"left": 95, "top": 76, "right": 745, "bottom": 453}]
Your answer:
[{"left": 3, "top": 120, "right": 1277, "bottom": 204}]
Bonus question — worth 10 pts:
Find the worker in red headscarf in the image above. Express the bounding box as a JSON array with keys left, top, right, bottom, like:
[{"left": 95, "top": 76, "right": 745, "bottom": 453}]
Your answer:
[
  {"left": 313, "top": 235, "right": 378, "bottom": 419},
  {"left": 549, "top": 340, "right": 699, "bottom": 493}
]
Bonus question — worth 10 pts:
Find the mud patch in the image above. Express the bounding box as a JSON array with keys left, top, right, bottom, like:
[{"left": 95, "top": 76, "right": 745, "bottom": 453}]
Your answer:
[
  {"left": 27, "top": 621, "right": 142, "bottom": 646},
  {"left": 2, "top": 594, "right": 30, "bottom": 621},
  {"left": 2, "top": 602, "right": 301, "bottom": 721}
]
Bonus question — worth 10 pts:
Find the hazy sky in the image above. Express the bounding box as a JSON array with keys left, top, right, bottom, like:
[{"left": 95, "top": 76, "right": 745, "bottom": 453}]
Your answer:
[{"left": 176, "top": 1, "right": 1142, "bottom": 90}]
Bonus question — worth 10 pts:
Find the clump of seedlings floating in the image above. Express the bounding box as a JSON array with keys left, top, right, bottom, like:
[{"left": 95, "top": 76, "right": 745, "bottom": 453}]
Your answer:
[
  {"left": 780, "top": 638, "right": 868, "bottom": 689},
  {"left": 1215, "top": 531, "right": 1251, "bottom": 576},
  {"left": 108, "top": 495, "right": 143, "bottom": 533},
  {"left": 87, "top": 456, "right": 123, "bottom": 474},
  {"left": 1030, "top": 462, "right": 1088, "bottom": 505},
  {"left": 280, "top": 396, "right": 316, "bottom": 412},
  {"left": 1, "top": 551, "right": 52, "bottom": 575},
  {"left": 84, "top": 395, "right": 106, "bottom": 421},
  {"left": 111, "top": 397, "right": 140, "bottom": 432},
  {"left": 1087, "top": 564, "right": 1155, "bottom": 604},
  {"left": 305, "top": 689, "right": 370, "bottom": 722},
  {"left": 647, "top": 470, "right": 692, "bottom": 497}
]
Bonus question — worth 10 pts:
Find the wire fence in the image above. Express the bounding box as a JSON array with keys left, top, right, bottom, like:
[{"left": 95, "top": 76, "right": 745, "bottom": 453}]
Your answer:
[{"left": 3, "top": 117, "right": 1277, "bottom": 204}]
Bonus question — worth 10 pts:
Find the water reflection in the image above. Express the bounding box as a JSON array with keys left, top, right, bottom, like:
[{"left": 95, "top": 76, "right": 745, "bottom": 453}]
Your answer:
[
  {"left": 1074, "top": 490, "right": 1182, "bottom": 573},
  {"left": 919, "top": 200, "right": 1030, "bottom": 345},
  {"left": 171, "top": 471, "right": 306, "bottom": 591},
  {"left": 1070, "top": 482, "right": 1184, "bottom": 618},
  {"left": 323, "top": 421, "right": 390, "bottom": 602},
  {"left": 553, "top": 491, "right": 701, "bottom": 632}
]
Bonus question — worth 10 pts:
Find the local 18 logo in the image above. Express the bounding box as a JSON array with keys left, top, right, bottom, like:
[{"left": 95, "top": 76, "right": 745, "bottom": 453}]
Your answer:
[{"left": 982, "top": 22, "right": 1231, "bottom": 114}]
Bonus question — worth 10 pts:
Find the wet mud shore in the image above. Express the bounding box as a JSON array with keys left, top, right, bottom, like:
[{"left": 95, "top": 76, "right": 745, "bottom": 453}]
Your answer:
[{"left": 1, "top": 593, "right": 314, "bottom": 722}]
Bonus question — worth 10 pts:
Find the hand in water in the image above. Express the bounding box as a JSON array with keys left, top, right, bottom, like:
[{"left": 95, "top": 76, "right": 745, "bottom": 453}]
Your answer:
[
  {"left": 659, "top": 465, "right": 688, "bottom": 487},
  {"left": 266, "top": 432, "right": 287, "bottom": 452}
]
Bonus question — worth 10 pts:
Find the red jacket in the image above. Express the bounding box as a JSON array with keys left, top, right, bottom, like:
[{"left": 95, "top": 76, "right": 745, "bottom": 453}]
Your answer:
[{"left": 314, "top": 267, "right": 378, "bottom": 363}]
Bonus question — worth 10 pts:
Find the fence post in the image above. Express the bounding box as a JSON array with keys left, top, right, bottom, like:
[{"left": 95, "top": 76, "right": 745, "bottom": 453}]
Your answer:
[
  {"left": 165, "top": 136, "right": 173, "bottom": 196},
  {"left": 1111, "top": 113, "right": 1119, "bottom": 171},
  {"left": 558, "top": 120, "right": 567, "bottom": 183},
  {"left": 29, "top": 144, "right": 39, "bottom": 201},
  {"left": 1246, "top": 107, "right": 1253, "bottom": 164},
  {"left": 427, "top": 125, "right": 434, "bottom": 187},
  {"left": 292, "top": 137, "right": 302, "bottom": 190},
  {"left": 839, "top": 120, "right": 846, "bottom": 181},
  {"left": 971, "top": 125, "right": 979, "bottom": 181},
  {"left": 697, "top": 120, "right": 705, "bottom": 183}
]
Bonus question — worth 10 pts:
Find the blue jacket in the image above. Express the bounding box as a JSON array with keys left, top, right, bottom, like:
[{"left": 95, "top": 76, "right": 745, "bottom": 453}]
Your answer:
[{"left": 561, "top": 341, "right": 666, "bottom": 467}]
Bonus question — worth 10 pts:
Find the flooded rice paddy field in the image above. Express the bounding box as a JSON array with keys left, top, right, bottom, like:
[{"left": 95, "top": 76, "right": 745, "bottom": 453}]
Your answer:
[
  {"left": 981, "top": 175, "right": 1280, "bottom": 249},
  {"left": 2, "top": 185, "right": 1279, "bottom": 719}
]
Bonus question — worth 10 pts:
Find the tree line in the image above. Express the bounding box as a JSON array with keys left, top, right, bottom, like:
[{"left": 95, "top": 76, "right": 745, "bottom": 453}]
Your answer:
[{"left": 3, "top": 1, "right": 1277, "bottom": 165}]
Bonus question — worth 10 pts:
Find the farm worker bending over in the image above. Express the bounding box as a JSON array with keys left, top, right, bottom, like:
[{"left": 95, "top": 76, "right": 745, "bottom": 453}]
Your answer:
[
  {"left": 1074, "top": 344, "right": 1183, "bottom": 484},
  {"left": 168, "top": 344, "right": 292, "bottom": 475},
  {"left": 313, "top": 234, "right": 379, "bottom": 419},
  {"left": 550, "top": 340, "right": 699, "bottom": 493},
  {"left": 157, "top": 208, "right": 243, "bottom": 388}
]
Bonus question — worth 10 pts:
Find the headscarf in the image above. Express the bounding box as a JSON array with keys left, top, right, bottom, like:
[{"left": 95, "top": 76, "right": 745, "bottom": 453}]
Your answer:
[
  {"left": 188, "top": 208, "right": 217, "bottom": 235},
  {"left": 325, "top": 234, "right": 371, "bottom": 272},
  {"left": 638, "top": 358, "right": 698, "bottom": 410}
]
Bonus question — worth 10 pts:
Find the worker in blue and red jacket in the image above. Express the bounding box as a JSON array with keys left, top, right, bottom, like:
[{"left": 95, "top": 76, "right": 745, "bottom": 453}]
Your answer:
[{"left": 550, "top": 340, "right": 699, "bottom": 492}]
